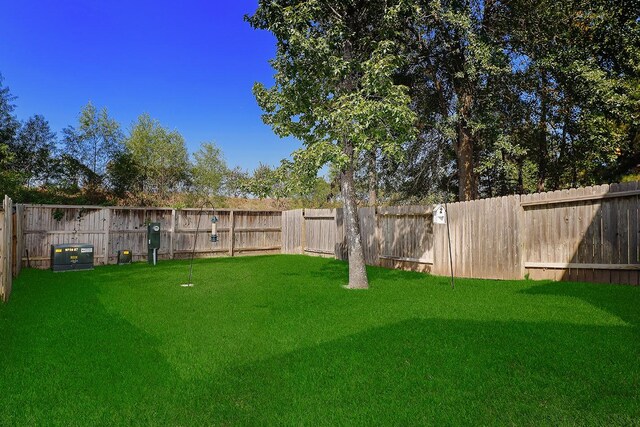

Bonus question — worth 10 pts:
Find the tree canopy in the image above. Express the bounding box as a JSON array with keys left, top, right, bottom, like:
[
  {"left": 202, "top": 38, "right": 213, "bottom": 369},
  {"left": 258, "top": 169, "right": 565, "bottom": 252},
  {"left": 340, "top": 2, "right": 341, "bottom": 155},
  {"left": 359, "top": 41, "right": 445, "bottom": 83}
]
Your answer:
[
  {"left": 125, "top": 113, "right": 191, "bottom": 203},
  {"left": 62, "top": 102, "right": 124, "bottom": 183},
  {"left": 248, "top": 0, "right": 418, "bottom": 288},
  {"left": 0, "top": 0, "right": 638, "bottom": 209}
]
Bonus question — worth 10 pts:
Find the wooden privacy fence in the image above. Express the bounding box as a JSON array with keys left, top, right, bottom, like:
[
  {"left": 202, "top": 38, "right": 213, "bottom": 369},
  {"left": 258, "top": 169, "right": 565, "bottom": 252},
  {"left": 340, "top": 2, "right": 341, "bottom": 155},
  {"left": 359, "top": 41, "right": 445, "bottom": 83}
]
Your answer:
[
  {"left": 282, "top": 206, "right": 437, "bottom": 273},
  {"left": 281, "top": 182, "right": 640, "bottom": 285},
  {"left": 0, "top": 196, "right": 17, "bottom": 302},
  {"left": 520, "top": 182, "right": 640, "bottom": 284},
  {"left": 19, "top": 205, "right": 282, "bottom": 269},
  {"left": 7, "top": 181, "right": 640, "bottom": 289}
]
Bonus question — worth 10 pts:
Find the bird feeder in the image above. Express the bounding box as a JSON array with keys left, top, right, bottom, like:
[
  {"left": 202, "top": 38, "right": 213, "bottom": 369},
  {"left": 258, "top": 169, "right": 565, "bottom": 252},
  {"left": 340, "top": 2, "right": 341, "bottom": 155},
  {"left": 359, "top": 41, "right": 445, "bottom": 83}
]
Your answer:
[{"left": 210, "top": 216, "right": 219, "bottom": 243}]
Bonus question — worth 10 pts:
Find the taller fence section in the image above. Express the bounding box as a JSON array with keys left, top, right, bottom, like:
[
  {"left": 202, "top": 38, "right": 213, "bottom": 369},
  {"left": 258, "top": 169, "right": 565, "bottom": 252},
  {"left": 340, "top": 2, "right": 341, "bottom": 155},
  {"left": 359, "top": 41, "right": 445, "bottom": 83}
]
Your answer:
[
  {"left": 432, "top": 195, "right": 523, "bottom": 280},
  {"left": 0, "top": 196, "right": 14, "bottom": 301},
  {"left": 283, "top": 206, "right": 436, "bottom": 272},
  {"left": 282, "top": 182, "right": 640, "bottom": 286},
  {"left": 19, "top": 205, "right": 282, "bottom": 269},
  {"left": 520, "top": 182, "right": 640, "bottom": 285}
]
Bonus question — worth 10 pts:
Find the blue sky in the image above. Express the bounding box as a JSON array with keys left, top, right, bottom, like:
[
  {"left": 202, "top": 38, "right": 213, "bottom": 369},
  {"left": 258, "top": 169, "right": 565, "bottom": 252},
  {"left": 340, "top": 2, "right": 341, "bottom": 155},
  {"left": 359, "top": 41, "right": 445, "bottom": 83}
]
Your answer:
[{"left": 0, "top": 0, "right": 300, "bottom": 171}]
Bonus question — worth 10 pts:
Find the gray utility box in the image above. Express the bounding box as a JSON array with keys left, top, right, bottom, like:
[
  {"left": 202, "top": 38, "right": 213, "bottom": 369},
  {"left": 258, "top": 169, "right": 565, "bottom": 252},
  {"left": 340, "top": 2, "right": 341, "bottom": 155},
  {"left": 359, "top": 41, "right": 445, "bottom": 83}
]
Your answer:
[
  {"left": 147, "top": 222, "right": 161, "bottom": 265},
  {"left": 51, "top": 244, "right": 94, "bottom": 272}
]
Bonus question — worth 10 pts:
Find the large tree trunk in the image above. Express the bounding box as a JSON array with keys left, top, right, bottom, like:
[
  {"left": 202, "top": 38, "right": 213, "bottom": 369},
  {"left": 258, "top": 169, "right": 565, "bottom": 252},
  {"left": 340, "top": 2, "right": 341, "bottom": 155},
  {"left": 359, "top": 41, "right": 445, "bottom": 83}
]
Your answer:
[
  {"left": 455, "top": 91, "right": 476, "bottom": 201},
  {"left": 341, "top": 142, "right": 369, "bottom": 289},
  {"left": 537, "top": 71, "right": 549, "bottom": 192},
  {"left": 367, "top": 149, "right": 377, "bottom": 207}
]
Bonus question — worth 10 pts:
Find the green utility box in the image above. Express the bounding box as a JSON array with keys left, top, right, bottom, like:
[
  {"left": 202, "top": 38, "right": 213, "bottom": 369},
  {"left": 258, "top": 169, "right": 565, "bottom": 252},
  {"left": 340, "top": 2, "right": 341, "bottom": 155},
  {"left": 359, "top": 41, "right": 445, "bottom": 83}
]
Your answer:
[
  {"left": 147, "top": 222, "right": 161, "bottom": 265},
  {"left": 117, "top": 249, "right": 132, "bottom": 265},
  {"left": 51, "top": 244, "right": 94, "bottom": 272}
]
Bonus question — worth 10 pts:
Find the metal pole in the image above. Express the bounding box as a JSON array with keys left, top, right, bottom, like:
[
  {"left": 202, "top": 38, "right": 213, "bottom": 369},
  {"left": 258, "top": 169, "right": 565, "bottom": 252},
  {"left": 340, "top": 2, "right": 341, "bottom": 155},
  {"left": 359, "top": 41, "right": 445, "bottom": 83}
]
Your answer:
[{"left": 186, "top": 202, "right": 215, "bottom": 286}]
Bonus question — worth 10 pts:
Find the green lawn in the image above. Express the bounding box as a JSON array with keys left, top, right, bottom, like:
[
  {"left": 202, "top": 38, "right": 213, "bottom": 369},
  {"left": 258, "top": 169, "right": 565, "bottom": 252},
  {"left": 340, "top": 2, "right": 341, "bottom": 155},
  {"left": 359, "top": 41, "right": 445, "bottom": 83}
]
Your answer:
[{"left": 1, "top": 255, "right": 639, "bottom": 425}]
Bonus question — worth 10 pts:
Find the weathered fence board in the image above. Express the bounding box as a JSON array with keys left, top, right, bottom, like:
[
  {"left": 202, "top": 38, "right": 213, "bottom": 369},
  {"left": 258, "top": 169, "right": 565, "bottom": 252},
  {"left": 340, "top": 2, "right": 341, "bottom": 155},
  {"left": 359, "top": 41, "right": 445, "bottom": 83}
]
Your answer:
[
  {"left": 358, "top": 207, "right": 377, "bottom": 265},
  {"left": 13, "top": 203, "right": 23, "bottom": 277},
  {"left": 0, "top": 196, "right": 13, "bottom": 302},
  {"left": 378, "top": 206, "right": 434, "bottom": 272},
  {"left": 303, "top": 209, "right": 338, "bottom": 257},
  {"left": 282, "top": 209, "right": 303, "bottom": 254},
  {"left": 430, "top": 195, "right": 522, "bottom": 280},
  {"left": 519, "top": 183, "right": 640, "bottom": 285}
]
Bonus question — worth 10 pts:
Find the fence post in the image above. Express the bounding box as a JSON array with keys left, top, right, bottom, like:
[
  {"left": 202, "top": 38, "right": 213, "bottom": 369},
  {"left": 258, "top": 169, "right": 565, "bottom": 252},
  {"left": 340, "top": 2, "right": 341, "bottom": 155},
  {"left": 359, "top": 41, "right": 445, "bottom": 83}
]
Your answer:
[
  {"left": 103, "top": 207, "right": 110, "bottom": 265},
  {"left": 229, "top": 210, "right": 235, "bottom": 257},
  {"left": 0, "top": 202, "right": 4, "bottom": 301},
  {"left": 14, "top": 204, "right": 23, "bottom": 276},
  {"left": 1, "top": 196, "right": 13, "bottom": 302},
  {"left": 375, "top": 207, "right": 381, "bottom": 266},
  {"left": 300, "top": 209, "right": 306, "bottom": 254},
  {"left": 170, "top": 209, "right": 176, "bottom": 259},
  {"left": 7, "top": 197, "right": 11, "bottom": 292},
  {"left": 517, "top": 195, "right": 525, "bottom": 280},
  {"left": 334, "top": 208, "right": 341, "bottom": 260}
]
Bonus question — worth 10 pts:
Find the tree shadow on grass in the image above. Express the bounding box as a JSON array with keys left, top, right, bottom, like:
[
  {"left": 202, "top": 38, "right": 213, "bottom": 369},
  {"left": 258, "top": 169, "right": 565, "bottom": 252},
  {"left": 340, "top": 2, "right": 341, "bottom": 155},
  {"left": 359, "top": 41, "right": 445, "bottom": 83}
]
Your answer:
[
  {"left": 307, "top": 258, "right": 432, "bottom": 287},
  {"left": 5, "top": 267, "right": 638, "bottom": 425},
  {"left": 521, "top": 281, "right": 640, "bottom": 329},
  {"left": 0, "top": 270, "right": 183, "bottom": 425},
  {"left": 185, "top": 318, "right": 640, "bottom": 426}
]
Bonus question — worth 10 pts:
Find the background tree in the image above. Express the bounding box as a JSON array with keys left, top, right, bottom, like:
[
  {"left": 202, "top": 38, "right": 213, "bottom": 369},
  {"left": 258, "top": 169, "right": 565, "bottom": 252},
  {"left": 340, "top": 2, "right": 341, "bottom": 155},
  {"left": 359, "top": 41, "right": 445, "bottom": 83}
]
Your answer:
[
  {"left": 244, "top": 163, "right": 285, "bottom": 200},
  {"left": 62, "top": 101, "right": 124, "bottom": 187},
  {"left": 49, "top": 154, "right": 98, "bottom": 191},
  {"left": 11, "top": 115, "right": 57, "bottom": 187},
  {"left": 379, "top": 0, "right": 639, "bottom": 201},
  {"left": 192, "top": 142, "right": 228, "bottom": 199},
  {"left": 510, "top": 0, "right": 639, "bottom": 189},
  {"left": 126, "top": 113, "right": 190, "bottom": 204},
  {"left": 249, "top": 0, "right": 417, "bottom": 289},
  {"left": 0, "top": 74, "right": 20, "bottom": 196},
  {"left": 106, "top": 151, "right": 143, "bottom": 199},
  {"left": 223, "top": 166, "right": 250, "bottom": 198},
  {"left": 402, "top": 0, "right": 509, "bottom": 201}
]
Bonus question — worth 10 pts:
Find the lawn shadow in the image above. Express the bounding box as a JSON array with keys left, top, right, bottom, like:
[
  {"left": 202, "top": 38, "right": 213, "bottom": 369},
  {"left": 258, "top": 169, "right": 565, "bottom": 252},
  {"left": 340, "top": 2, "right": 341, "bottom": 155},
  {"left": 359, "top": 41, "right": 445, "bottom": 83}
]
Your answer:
[
  {"left": 186, "top": 317, "right": 640, "bottom": 425},
  {"left": 305, "top": 258, "right": 349, "bottom": 282},
  {"left": 0, "top": 269, "right": 184, "bottom": 425},
  {"left": 306, "top": 257, "right": 432, "bottom": 286},
  {"left": 521, "top": 280, "right": 640, "bottom": 329}
]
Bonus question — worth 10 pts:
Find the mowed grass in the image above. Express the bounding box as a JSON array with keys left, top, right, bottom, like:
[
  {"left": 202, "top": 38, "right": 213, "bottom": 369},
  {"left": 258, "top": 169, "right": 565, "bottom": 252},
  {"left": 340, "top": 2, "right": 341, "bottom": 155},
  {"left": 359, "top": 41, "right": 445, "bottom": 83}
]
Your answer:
[{"left": 1, "top": 255, "right": 639, "bottom": 425}]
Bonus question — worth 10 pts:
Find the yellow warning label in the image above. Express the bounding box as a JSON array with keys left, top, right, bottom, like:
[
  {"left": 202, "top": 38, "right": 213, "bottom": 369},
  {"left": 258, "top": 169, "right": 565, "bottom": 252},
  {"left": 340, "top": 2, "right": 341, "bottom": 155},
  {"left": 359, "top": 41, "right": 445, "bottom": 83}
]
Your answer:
[{"left": 55, "top": 249, "right": 62, "bottom": 253}]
